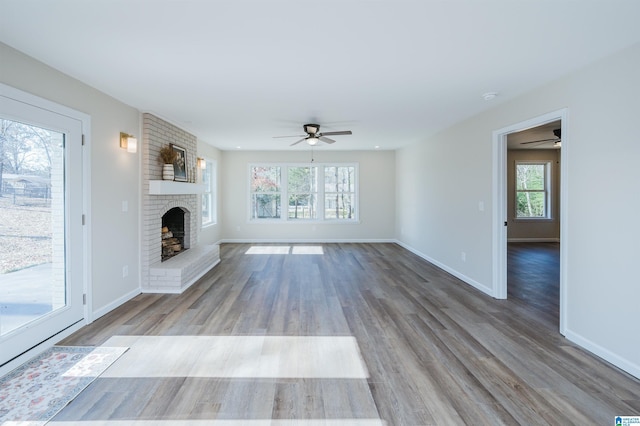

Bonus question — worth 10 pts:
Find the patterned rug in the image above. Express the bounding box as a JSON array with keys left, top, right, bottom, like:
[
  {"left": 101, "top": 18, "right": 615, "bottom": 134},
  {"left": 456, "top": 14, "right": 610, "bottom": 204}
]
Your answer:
[{"left": 0, "top": 345, "right": 128, "bottom": 425}]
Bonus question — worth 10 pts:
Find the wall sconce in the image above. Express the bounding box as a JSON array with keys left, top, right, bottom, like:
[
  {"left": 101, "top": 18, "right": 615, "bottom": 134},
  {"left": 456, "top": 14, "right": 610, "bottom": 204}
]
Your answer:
[
  {"left": 120, "top": 132, "right": 137, "bottom": 153},
  {"left": 197, "top": 157, "right": 206, "bottom": 169}
]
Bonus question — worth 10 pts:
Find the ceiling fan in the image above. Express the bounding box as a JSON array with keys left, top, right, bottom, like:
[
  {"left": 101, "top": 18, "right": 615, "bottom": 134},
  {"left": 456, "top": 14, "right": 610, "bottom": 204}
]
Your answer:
[
  {"left": 273, "top": 123, "right": 352, "bottom": 146},
  {"left": 521, "top": 128, "right": 562, "bottom": 147}
]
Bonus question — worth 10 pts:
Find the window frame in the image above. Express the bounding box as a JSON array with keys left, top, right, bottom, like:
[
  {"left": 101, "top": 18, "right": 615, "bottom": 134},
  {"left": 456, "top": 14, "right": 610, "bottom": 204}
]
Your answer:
[
  {"left": 514, "top": 160, "right": 552, "bottom": 220},
  {"left": 201, "top": 158, "right": 216, "bottom": 227},
  {"left": 249, "top": 162, "right": 359, "bottom": 223}
]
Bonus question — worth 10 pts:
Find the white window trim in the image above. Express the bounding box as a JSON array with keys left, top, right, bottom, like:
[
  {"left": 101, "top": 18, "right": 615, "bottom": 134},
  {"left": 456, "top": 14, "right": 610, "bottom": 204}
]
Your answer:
[
  {"left": 514, "top": 160, "right": 552, "bottom": 221},
  {"left": 248, "top": 162, "right": 359, "bottom": 223}
]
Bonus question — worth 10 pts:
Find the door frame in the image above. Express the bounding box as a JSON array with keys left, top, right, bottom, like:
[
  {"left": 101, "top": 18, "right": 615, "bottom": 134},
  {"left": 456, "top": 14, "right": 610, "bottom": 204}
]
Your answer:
[
  {"left": 492, "top": 108, "right": 568, "bottom": 335},
  {"left": 0, "top": 83, "right": 91, "bottom": 375}
]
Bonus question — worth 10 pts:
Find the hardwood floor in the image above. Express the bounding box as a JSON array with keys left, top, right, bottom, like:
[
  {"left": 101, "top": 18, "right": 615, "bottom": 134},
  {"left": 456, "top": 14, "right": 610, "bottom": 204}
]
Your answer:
[
  {"left": 53, "top": 243, "right": 640, "bottom": 425},
  {"left": 507, "top": 242, "right": 560, "bottom": 328}
]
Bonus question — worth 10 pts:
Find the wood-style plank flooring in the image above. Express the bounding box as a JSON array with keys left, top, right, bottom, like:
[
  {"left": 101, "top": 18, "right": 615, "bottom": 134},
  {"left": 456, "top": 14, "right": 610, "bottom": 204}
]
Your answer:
[
  {"left": 53, "top": 243, "right": 640, "bottom": 425},
  {"left": 507, "top": 242, "right": 560, "bottom": 328}
]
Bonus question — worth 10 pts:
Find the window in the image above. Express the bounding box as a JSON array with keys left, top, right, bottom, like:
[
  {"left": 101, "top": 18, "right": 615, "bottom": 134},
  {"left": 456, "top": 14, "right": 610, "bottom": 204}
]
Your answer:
[
  {"left": 250, "top": 163, "right": 358, "bottom": 221},
  {"left": 250, "top": 165, "right": 281, "bottom": 219},
  {"left": 515, "top": 162, "right": 550, "bottom": 219},
  {"left": 288, "top": 166, "right": 317, "bottom": 219},
  {"left": 201, "top": 158, "right": 216, "bottom": 226},
  {"left": 324, "top": 165, "right": 356, "bottom": 219}
]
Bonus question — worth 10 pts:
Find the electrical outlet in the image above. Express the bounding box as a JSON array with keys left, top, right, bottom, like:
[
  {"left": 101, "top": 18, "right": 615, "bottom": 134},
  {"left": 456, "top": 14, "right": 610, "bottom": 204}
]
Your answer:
[
  {"left": 122, "top": 265, "right": 129, "bottom": 278},
  {"left": 461, "top": 252, "right": 466, "bottom": 262}
]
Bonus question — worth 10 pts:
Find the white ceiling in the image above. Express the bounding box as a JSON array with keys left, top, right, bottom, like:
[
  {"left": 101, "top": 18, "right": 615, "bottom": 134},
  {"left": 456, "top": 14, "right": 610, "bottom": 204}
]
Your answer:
[{"left": 2, "top": 1, "right": 639, "bottom": 151}]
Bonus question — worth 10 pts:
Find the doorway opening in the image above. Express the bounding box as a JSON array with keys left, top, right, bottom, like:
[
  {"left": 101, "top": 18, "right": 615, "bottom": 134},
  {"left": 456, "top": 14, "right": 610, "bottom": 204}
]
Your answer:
[{"left": 492, "top": 109, "right": 568, "bottom": 335}]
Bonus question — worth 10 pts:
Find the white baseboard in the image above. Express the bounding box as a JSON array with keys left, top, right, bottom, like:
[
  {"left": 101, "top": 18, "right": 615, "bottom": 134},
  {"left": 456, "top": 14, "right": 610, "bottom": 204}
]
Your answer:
[
  {"left": 507, "top": 237, "right": 560, "bottom": 243},
  {"left": 564, "top": 329, "right": 640, "bottom": 379},
  {"left": 92, "top": 287, "right": 141, "bottom": 321},
  {"left": 394, "top": 240, "right": 494, "bottom": 297}
]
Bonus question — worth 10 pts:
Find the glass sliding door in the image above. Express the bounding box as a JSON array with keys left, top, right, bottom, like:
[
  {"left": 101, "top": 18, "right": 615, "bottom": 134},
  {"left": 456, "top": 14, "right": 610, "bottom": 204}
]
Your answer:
[{"left": 0, "top": 89, "right": 84, "bottom": 367}]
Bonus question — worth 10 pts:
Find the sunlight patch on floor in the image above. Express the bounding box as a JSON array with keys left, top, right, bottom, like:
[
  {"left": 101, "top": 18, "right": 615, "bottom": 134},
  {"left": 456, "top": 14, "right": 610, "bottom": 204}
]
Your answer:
[
  {"left": 291, "top": 246, "right": 323, "bottom": 255},
  {"left": 100, "top": 336, "right": 368, "bottom": 379},
  {"left": 245, "top": 246, "right": 324, "bottom": 255},
  {"left": 245, "top": 246, "right": 291, "bottom": 254}
]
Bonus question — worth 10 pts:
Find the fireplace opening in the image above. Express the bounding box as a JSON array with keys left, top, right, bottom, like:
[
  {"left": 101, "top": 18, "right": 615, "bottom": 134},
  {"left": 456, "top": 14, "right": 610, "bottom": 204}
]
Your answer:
[{"left": 162, "top": 207, "right": 189, "bottom": 261}]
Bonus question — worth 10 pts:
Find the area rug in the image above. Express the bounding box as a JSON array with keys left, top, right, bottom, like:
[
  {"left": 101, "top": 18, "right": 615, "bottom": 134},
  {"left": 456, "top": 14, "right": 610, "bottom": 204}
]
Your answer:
[{"left": 0, "top": 345, "right": 128, "bottom": 425}]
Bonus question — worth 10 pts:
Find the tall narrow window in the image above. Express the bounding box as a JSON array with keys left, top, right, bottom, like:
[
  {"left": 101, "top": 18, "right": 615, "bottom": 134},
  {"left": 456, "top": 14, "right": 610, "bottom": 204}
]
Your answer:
[
  {"left": 201, "top": 159, "right": 216, "bottom": 226},
  {"left": 288, "top": 166, "right": 317, "bottom": 220},
  {"left": 250, "top": 165, "right": 281, "bottom": 219},
  {"left": 515, "top": 162, "right": 550, "bottom": 219},
  {"left": 324, "top": 165, "right": 356, "bottom": 220}
]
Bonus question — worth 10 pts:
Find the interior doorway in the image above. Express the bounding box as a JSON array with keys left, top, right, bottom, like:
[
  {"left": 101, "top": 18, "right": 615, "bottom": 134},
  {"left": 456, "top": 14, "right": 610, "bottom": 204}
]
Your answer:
[
  {"left": 492, "top": 109, "right": 568, "bottom": 335},
  {"left": 505, "top": 120, "right": 561, "bottom": 327}
]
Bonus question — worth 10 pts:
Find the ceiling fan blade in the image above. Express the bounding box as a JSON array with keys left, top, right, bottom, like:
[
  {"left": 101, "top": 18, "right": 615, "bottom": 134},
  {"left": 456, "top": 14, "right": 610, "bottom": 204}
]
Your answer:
[
  {"left": 521, "top": 138, "right": 557, "bottom": 144},
  {"left": 273, "top": 134, "right": 306, "bottom": 139},
  {"left": 290, "top": 138, "right": 306, "bottom": 146},
  {"left": 319, "top": 130, "right": 352, "bottom": 136},
  {"left": 318, "top": 136, "right": 336, "bottom": 144}
]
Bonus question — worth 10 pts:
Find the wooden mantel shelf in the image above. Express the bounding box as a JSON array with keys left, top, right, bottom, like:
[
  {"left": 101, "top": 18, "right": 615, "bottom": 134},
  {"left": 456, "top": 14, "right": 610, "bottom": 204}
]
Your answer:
[{"left": 148, "top": 180, "right": 205, "bottom": 195}]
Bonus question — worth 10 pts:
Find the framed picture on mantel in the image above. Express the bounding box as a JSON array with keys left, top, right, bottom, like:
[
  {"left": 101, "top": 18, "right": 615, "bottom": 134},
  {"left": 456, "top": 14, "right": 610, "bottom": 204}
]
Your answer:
[{"left": 171, "top": 144, "right": 188, "bottom": 182}]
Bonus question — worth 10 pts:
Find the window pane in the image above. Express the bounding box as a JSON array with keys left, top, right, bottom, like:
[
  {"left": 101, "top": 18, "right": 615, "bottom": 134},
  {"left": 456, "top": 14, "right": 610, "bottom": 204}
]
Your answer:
[
  {"left": 251, "top": 166, "right": 280, "bottom": 192},
  {"left": 203, "top": 165, "right": 211, "bottom": 191},
  {"left": 288, "top": 194, "right": 316, "bottom": 219},
  {"left": 516, "top": 164, "right": 544, "bottom": 190},
  {"left": 202, "top": 193, "right": 212, "bottom": 224},
  {"left": 252, "top": 194, "right": 281, "bottom": 219},
  {"left": 0, "top": 119, "right": 65, "bottom": 334},
  {"left": 325, "top": 193, "right": 355, "bottom": 219},
  {"left": 516, "top": 192, "right": 545, "bottom": 217},
  {"left": 288, "top": 166, "right": 317, "bottom": 192},
  {"left": 325, "top": 166, "right": 355, "bottom": 192}
]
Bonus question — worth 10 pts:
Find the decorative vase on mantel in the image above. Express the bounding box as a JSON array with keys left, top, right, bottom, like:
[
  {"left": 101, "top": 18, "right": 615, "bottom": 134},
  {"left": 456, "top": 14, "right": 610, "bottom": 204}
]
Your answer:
[{"left": 162, "top": 163, "right": 175, "bottom": 181}]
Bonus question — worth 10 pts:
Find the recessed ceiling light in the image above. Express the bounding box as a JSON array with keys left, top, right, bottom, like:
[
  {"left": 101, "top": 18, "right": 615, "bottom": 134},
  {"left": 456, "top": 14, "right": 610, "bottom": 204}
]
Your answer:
[
  {"left": 236, "top": 146, "right": 241, "bottom": 149},
  {"left": 375, "top": 145, "right": 380, "bottom": 149},
  {"left": 482, "top": 92, "right": 498, "bottom": 101}
]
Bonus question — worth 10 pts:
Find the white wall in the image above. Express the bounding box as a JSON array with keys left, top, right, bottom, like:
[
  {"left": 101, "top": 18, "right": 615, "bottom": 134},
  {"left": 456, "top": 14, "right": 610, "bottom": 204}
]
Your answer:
[
  {"left": 396, "top": 43, "right": 640, "bottom": 377},
  {"left": 1, "top": 43, "right": 141, "bottom": 317},
  {"left": 221, "top": 150, "right": 395, "bottom": 242}
]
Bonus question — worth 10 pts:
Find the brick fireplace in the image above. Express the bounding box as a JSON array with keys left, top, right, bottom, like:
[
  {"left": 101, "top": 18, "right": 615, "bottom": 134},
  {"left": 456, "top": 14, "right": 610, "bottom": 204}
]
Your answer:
[{"left": 141, "top": 114, "right": 219, "bottom": 293}]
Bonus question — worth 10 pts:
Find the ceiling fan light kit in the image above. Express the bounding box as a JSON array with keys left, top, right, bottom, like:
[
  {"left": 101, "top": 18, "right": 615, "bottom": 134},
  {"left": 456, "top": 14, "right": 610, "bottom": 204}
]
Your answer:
[{"left": 274, "top": 123, "right": 353, "bottom": 147}]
